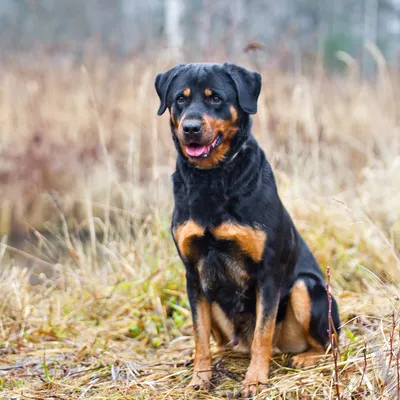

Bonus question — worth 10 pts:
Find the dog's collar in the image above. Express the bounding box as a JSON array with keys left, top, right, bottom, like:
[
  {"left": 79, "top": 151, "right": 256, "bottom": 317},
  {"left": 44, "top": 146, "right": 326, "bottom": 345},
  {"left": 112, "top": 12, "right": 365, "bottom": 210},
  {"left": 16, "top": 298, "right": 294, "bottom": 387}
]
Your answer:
[{"left": 226, "top": 140, "right": 247, "bottom": 164}]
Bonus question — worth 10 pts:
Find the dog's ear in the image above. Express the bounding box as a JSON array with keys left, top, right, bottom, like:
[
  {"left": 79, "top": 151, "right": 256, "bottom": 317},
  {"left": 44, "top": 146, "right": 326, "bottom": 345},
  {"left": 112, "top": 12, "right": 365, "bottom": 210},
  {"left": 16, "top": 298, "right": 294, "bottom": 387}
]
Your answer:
[
  {"left": 223, "top": 63, "right": 262, "bottom": 114},
  {"left": 155, "top": 64, "right": 185, "bottom": 115}
]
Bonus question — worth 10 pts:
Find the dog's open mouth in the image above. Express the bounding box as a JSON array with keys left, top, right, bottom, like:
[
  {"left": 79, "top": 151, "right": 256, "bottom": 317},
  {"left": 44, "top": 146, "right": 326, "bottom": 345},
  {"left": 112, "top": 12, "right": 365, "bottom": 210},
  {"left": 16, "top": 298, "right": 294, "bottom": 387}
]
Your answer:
[{"left": 185, "top": 135, "right": 222, "bottom": 158}]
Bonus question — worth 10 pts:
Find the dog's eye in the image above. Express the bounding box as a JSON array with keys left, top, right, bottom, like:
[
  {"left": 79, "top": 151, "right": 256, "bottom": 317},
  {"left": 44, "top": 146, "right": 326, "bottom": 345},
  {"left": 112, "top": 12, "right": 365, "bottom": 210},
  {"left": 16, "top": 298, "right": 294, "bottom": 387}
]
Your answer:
[
  {"left": 177, "top": 96, "right": 186, "bottom": 105},
  {"left": 211, "top": 96, "right": 222, "bottom": 105}
]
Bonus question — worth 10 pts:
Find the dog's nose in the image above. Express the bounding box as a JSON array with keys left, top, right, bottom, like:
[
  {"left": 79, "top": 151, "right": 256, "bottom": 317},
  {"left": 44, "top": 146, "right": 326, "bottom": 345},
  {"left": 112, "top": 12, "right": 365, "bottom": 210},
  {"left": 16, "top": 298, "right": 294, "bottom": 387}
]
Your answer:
[{"left": 182, "top": 120, "right": 202, "bottom": 136}]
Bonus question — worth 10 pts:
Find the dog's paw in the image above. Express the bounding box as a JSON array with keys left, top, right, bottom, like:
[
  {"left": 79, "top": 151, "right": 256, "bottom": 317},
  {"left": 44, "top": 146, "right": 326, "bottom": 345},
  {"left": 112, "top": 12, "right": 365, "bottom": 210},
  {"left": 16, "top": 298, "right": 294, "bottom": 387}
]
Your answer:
[
  {"left": 238, "top": 370, "right": 269, "bottom": 398},
  {"left": 238, "top": 382, "right": 268, "bottom": 398},
  {"left": 289, "top": 351, "right": 325, "bottom": 369},
  {"left": 186, "top": 370, "right": 212, "bottom": 393}
]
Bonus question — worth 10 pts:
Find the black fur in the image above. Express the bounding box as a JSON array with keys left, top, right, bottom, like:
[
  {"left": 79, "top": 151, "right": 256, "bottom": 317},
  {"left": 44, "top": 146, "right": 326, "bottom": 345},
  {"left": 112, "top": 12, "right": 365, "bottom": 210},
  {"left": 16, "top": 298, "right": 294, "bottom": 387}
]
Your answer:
[
  {"left": 155, "top": 62, "right": 340, "bottom": 352},
  {"left": 223, "top": 63, "right": 262, "bottom": 114}
]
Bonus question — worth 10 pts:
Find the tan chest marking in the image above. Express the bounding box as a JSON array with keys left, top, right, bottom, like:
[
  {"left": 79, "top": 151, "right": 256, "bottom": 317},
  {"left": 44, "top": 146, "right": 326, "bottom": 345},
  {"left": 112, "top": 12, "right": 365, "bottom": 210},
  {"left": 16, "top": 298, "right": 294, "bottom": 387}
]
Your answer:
[
  {"left": 173, "top": 220, "right": 205, "bottom": 259},
  {"left": 211, "top": 222, "right": 266, "bottom": 262}
]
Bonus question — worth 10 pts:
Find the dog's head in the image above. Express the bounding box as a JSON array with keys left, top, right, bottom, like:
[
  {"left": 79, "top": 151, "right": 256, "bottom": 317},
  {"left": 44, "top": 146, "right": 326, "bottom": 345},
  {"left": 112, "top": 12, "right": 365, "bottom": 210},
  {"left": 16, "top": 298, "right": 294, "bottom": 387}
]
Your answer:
[{"left": 155, "top": 63, "right": 261, "bottom": 168}]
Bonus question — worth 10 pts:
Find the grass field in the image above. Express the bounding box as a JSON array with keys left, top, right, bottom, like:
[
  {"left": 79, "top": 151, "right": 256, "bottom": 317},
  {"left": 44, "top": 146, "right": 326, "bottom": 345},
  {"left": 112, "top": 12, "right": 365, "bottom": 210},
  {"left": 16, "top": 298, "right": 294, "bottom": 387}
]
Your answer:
[{"left": 1, "top": 55, "right": 400, "bottom": 399}]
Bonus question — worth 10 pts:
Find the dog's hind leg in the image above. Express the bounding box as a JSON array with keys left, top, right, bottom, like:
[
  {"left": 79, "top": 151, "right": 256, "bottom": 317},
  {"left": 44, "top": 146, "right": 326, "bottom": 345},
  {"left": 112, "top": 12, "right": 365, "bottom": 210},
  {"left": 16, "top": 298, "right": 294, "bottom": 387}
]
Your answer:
[{"left": 278, "top": 278, "right": 340, "bottom": 368}]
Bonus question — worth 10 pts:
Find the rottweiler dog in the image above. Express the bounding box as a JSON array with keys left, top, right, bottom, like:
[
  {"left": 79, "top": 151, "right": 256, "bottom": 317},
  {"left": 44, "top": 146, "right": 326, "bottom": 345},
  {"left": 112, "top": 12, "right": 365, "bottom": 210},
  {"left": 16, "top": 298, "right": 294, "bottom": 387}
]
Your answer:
[{"left": 155, "top": 63, "right": 340, "bottom": 397}]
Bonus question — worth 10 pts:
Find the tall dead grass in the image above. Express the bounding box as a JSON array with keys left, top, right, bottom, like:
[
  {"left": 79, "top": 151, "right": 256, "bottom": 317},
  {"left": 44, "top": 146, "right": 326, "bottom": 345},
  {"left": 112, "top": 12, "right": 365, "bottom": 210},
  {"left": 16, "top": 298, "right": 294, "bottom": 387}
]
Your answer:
[
  {"left": 0, "top": 55, "right": 399, "bottom": 237},
  {"left": 0, "top": 54, "right": 400, "bottom": 398}
]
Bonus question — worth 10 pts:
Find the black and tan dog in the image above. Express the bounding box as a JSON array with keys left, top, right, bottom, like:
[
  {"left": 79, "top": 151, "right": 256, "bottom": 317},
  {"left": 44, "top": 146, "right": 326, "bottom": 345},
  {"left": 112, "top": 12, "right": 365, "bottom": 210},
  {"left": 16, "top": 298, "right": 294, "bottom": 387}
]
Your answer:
[{"left": 155, "top": 63, "right": 340, "bottom": 397}]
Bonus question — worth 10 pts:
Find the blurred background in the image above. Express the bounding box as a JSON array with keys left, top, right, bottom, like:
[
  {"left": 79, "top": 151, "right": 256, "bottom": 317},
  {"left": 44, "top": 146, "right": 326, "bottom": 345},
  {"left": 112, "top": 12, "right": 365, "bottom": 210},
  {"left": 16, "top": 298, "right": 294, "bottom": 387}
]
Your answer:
[
  {"left": 1, "top": 3, "right": 400, "bottom": 397},
  {"left": 2, "top": 0, "right": 400, "bottom": 74}
]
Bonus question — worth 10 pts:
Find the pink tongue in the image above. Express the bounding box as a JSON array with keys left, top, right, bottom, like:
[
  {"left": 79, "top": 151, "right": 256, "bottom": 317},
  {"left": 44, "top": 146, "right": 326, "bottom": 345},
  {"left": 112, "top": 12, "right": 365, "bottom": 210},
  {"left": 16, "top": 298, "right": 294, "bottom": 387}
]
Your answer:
[{"left": 186, "top": 144, "right": 210, "bottom": 157}]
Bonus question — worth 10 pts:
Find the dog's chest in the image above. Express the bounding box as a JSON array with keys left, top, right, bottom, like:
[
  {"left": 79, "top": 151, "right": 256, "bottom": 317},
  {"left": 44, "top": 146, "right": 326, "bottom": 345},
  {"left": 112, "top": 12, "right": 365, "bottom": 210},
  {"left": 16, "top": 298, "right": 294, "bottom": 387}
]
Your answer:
[
  {"left": 197, "top": 247, "right": 255, "bottom": 312},
  {"left": 173, "top": 174, "right": 266, "bottom": 309},
  {"left": 173, "top": 219, "right": 266, "bottom": 265},
  {"left": 198, "top": 249, "right": 248, "bottom": 290},
  {"left": 173, "top": 221, "right": 264, "bottom": 313}
]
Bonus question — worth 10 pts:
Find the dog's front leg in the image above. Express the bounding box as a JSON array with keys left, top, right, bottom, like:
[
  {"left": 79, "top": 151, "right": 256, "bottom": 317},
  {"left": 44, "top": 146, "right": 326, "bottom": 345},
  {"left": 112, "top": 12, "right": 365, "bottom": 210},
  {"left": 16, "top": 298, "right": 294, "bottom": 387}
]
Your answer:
[
  {"left": 242, "top": 279, "right": 279, "bottom": 397},
  {"left": 186, "top": 275, "right": 212, "bottom": 391}
]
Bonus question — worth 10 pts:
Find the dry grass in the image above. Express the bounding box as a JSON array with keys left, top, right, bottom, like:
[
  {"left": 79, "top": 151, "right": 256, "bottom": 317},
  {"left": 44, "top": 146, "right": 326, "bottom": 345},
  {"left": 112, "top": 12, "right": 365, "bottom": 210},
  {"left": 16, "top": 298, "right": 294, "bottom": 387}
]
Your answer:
[{"left": 0, "top": 54, "right": 400, "bottom": 399}]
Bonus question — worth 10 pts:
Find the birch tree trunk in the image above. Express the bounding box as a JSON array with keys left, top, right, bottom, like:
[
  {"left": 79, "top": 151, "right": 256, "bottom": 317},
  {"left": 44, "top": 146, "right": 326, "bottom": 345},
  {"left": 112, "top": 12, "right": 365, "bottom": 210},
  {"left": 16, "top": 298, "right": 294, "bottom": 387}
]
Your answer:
[{"left": 165, "top": 0, "right": 184, "bottom": 60}]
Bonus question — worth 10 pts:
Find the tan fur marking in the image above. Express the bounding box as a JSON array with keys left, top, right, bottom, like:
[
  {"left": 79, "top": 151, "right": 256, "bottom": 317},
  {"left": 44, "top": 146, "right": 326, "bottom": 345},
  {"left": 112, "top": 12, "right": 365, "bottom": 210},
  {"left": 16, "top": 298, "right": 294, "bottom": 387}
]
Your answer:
[
  {"left": 170, "top": 106, "right": 179, "bottom": 129},
  {"left": 280, "top": 280, "right": 326, "bottom": 368},
  {"left": 230, "top": 105, "right": 238, "bottom": 123},
  {"left": 272, "top": 322, "right": 283, "bottom": 354},
  {"left": 189, "top": 297, "right": 212, "bottom": 388},
  {"left": 242, "top": 291, "right": 277, "bottom": 396},
  {"left": 205, "top": 88, "right": 212, "bottom": 96},
  {"left": 173, "top": 220, "right": 205, "bottom": 259},
  {"left": 291, "top": 348, "right": 326, "bottom": 368},
  {"left": 290, "top": 280, "right": 312, "bottom": 327},
  {"left": 211, "top": 303, "right": 233, "bottom": 351},
  {"left": 212, "top": 222, "right": 266, "bottom": 262},
  {"left": 183, "top": 88, "right": 191, "bottom": 97},
  {"left": 276, "top": 302, "right": 309, "bottom": 353},
  {"left": 290, "top": 280, "right": 325, "bottom": 348}
]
